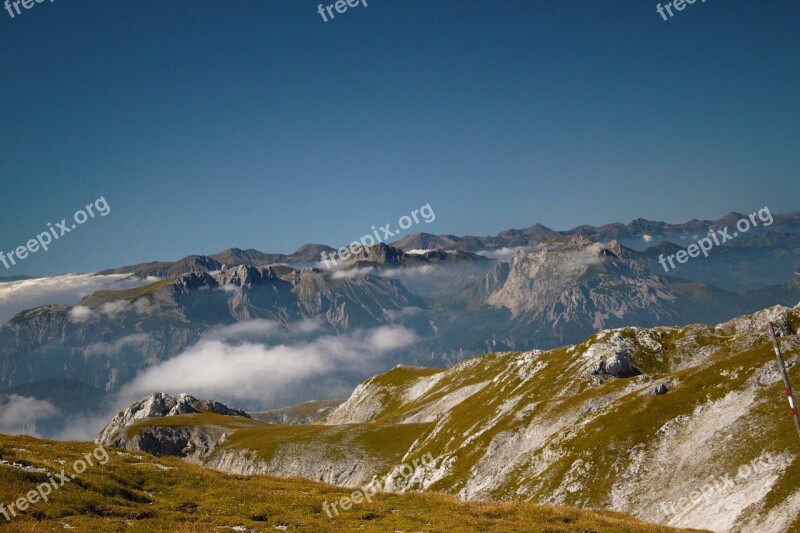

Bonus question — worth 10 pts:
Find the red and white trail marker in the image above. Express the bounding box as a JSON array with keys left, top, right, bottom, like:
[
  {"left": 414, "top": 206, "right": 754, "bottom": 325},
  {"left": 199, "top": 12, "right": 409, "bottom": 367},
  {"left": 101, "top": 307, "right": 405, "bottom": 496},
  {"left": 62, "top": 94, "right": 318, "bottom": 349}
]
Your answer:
[{"left": 768, "top": 322, "right": 800, "bottom": 440}]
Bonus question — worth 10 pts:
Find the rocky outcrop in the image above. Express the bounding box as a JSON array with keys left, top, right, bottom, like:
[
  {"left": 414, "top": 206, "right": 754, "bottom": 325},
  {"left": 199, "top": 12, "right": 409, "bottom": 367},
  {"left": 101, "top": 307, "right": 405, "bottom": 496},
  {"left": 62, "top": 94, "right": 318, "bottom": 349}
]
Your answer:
[
  {"left": 114, "top": 424, "right": 231, "bottom": 461},
  {"left": 96, "top": 393, "right": 251, "bottom": 457},
  {"left": 588, "top": 331, "right": 641, "bottom": 378}
]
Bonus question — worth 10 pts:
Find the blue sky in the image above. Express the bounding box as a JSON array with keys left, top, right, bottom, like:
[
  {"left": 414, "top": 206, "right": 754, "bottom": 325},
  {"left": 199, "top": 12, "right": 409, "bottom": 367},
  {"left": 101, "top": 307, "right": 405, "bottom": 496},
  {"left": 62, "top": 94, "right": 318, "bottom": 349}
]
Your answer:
[{"left": 1, "top": 0, "right": 798, "bottom": 276}]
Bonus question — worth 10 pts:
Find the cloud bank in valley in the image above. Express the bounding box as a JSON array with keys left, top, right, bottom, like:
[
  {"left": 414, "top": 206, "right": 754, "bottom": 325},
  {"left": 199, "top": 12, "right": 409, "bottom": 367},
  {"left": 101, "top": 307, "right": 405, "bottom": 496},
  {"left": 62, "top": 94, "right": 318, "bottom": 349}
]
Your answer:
[
  {"left": 117, "top": 324, "right": 417, "bottom": 406},
  {"left": 0, "top": 395, "right": 60, "bottom": 437}
]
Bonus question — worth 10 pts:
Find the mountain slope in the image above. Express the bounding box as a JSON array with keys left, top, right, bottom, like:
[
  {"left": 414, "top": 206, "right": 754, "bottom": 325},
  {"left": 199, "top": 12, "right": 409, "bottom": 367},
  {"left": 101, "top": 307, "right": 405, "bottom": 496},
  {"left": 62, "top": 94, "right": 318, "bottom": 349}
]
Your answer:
[
  {"left": 0, "top": 434, "right": 691, "bottom": 532},
  {"left": 98, "top": 303, "right": 800, "bottom": 532}
]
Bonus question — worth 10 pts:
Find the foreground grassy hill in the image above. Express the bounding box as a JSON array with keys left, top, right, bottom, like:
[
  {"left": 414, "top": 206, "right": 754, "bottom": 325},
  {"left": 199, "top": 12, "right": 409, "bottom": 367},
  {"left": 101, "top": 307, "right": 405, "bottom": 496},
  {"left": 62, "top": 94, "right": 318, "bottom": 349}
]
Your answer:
[{"left": 0, "top": 435, "right": 695, "bottom": 533}]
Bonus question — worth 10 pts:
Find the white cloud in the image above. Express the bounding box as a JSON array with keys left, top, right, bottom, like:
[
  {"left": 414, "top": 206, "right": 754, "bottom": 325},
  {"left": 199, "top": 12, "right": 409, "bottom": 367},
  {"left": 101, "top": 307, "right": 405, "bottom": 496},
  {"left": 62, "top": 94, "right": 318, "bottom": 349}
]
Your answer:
[
  {"left": 642, "top": 234, "right": 654, "bottom": 243},
  {"left": 68, "top": 296, "right": 157, "bottom": 324},
  {"left": 68, "top": 299, "right": 136, "bottom": 323},
  {"left": 479, "top": 246, "right": 529, "bottom": 260},
  {"left": 0, "top": 395, "right": 59, "bottom": 437},
  {"left": 331, "top": 267, "right": 376, "bottom": 279},
  {"left": 0, "top": 274, "right": 152, "bottom": 323},
  {"left": 382, "top": 265, "right": 435, "bottom": 281},
  {"left": 117, "top": 325, "right": 418, "bottom": 405},
  {"left": 203, "top": 318, "right": 326, "bottom": 344},
  {"left": 406, "top": 249, "right": 434, "bottom": 255},
  {"left": 133, "top": 298, "right": 154, "bottom": 315},
  {"left": 204, "top": 319, "right": 285, "bottom": 341},
  {"left": 46, "top": 322, "right": 415, "bottom": 441},
  {"left": 100, "top": 300, "right": 129, "bottom": 318},
  {"left": 84, "top": 333, "right": 151, "bottom": 357},
  {"left": 69, "top": 305, "right": 93, "bottom": 323}
]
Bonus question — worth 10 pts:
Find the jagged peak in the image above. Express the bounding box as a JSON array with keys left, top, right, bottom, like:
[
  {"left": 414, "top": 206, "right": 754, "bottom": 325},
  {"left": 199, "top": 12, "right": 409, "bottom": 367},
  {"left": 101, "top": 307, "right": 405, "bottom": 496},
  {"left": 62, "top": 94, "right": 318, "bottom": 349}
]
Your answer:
[
  {"left": 214, "top": 264, "right": 281, "bottom": 287},
  {"left": 96, "top": 392, "right": 250, "bottom": 445}
]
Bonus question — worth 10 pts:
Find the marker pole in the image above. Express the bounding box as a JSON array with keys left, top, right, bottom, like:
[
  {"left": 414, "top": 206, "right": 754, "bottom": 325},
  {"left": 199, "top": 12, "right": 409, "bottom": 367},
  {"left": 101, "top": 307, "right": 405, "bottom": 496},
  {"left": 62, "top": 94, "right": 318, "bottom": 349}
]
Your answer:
[{"left": 769, "top": 322, "right": 800, "bottom": 440}]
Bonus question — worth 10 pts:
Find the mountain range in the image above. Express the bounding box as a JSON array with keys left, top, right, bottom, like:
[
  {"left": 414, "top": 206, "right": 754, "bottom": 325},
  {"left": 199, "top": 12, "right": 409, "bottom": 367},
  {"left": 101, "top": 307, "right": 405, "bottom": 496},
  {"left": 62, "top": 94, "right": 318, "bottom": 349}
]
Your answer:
[{"left": 1, "top": 212, "right": 799, "bottom": 438}]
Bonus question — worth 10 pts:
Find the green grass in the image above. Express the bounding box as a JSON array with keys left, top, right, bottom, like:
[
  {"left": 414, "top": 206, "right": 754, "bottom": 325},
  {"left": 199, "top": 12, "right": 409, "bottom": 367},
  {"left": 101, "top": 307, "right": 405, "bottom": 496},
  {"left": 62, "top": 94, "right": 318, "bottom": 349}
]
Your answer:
[
  {"left": 79, "top": 279, "right": 176, "bottom": 306},
  {"left": 219, "top": 422, "right": 430, "bottom": 467}
]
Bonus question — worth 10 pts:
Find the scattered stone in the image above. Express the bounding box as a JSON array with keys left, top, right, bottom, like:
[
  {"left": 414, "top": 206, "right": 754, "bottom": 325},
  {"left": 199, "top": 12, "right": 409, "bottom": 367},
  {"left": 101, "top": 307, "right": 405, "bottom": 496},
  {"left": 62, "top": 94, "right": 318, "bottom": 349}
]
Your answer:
[{"left": 654, "top": 383, "right": 669, "bottom": 395}]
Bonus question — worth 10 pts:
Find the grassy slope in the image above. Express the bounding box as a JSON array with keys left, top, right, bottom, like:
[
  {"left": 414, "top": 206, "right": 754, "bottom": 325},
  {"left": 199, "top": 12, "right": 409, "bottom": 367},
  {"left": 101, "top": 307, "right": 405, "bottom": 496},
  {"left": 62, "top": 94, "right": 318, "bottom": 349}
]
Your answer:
[
  {"left": 0, "top": 435, "right": 699, "bottom": 533},
  {"left": 79, "top": 279, "right": 177, "bottom": 306},
  {"left": 213, "top": 308, "right": 799, "bottom": 529},
  {"left": 251, "top": 399, "right": 345, "bottom": 424},
  {"left": 94, "top": 306, "right": 800, "bottom": 530}
]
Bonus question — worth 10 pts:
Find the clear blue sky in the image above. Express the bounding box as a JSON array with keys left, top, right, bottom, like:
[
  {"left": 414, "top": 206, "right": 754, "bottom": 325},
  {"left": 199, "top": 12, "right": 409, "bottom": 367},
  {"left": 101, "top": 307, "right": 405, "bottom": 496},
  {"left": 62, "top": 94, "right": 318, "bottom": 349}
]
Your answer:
[{"left": 1, "top": 0, "right": 798, "bottom": 276}]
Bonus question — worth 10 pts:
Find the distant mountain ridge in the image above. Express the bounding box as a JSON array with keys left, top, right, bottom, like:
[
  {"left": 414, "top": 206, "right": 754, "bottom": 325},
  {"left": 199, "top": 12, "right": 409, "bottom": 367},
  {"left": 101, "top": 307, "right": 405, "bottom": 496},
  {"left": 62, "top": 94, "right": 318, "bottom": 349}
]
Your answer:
[
  {"left": 90, "top": 211, "right": 800, "bottom": 287},
  {"left": 97, "top": 244, "right": 336, "bottom": 278}
]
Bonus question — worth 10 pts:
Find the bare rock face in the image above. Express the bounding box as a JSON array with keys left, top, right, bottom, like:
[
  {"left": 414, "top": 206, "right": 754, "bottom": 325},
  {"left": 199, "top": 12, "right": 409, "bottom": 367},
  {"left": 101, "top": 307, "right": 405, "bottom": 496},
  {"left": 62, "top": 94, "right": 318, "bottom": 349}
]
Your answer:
[
  {"left": 605, "top": 348, "right": 638, "bottom": 378},
  {"left": 485, "top": 237, "right": 678, "bottom": 330}
]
